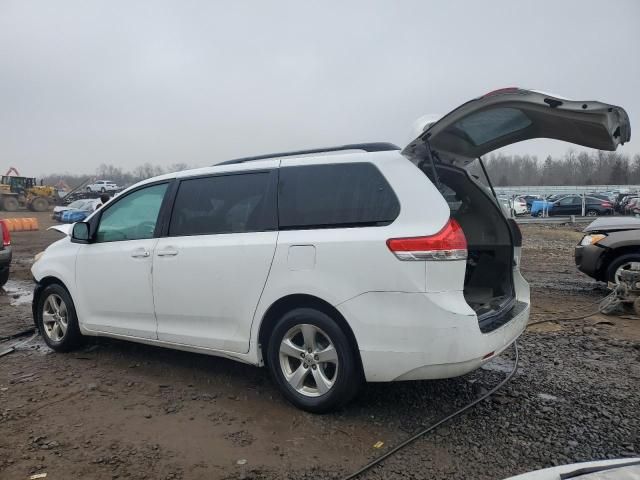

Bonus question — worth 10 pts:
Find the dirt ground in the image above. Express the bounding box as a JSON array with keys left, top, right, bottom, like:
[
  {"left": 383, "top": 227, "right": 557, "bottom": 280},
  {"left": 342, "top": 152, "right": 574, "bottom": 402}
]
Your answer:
[{"left": 0, "top": 212, "right": 638, "bottom": 480}]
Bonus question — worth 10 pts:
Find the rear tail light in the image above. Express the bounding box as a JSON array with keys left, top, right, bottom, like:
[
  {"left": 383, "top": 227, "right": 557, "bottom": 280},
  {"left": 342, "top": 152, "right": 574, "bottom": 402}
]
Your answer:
[
  {"left": 601, "top": 201, "right": 612, "bottom": 208},
  {"left": 387, "top": 219, "right": 467, "bottom": 261},
  {"left": 0, "top": 220, "right": 10, "bottom": 247}
]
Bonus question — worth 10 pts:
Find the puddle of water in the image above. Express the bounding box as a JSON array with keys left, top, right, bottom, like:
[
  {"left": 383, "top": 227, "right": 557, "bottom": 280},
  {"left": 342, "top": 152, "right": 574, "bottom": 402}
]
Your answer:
[
  {"left": 1, "top": 279, "right": 34, "bottom": 306},
  {"left": 481, "top": 355, "right": 517, "bottom": 374},
  {"left": 537, "top": 393, "right": 559, "bottom": 401}
]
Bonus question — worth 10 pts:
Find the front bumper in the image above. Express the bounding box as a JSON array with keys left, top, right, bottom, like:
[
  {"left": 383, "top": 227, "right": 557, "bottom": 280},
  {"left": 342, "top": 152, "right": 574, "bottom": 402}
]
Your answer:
[{"left": 574, "top": 244, "right": 606, "bottom": 281}]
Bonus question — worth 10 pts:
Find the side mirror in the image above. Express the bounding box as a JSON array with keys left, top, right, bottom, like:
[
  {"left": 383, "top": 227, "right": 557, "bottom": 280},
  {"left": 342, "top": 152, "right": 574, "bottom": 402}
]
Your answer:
[{"left": 71, "top": 222, "right": 90, "bottom": 243}]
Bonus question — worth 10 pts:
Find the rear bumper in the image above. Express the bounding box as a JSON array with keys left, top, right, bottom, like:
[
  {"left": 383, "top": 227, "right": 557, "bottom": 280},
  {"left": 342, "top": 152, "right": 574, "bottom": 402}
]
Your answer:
[
  {"left": 574, "top": 244, "right": 606, "bottom": 280},
  {"left": 336, "top": 274, "right": 530, "bottom": 382}
]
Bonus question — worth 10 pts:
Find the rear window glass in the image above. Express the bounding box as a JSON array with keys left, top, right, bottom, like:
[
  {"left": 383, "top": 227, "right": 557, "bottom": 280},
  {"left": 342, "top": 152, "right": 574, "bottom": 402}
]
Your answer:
[
  {"left": 453, "top": 107, "right": 531, "bottom": 145},
  {"left": 278, "top": 163, "right": 400, "bottom": 229},
  {"left": 169, "top": 172, "right": 276, "bottom": 236}
]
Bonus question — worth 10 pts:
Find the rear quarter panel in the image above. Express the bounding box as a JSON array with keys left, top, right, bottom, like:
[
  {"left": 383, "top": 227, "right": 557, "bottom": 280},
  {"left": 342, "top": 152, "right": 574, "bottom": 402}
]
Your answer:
[{"left": 249, "top": 151, "right": 452, "bottom": 353}]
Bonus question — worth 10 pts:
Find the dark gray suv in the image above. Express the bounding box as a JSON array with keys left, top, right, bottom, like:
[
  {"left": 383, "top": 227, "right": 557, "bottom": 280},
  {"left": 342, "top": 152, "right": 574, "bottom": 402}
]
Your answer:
[{"left": 575, "top": 217, "right": 640, "bottom": 284}]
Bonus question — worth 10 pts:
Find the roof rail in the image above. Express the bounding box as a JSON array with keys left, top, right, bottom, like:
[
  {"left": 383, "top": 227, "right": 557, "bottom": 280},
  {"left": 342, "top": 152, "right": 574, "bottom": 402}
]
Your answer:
[{"left": 215, "top": 142, "right": 400, "bottom": 166}]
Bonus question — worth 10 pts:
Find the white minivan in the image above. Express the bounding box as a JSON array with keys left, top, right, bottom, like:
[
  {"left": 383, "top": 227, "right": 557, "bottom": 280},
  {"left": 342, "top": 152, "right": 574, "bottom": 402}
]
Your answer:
[{"left": 32, "top": 89, "right": 630, "bottom": 412}]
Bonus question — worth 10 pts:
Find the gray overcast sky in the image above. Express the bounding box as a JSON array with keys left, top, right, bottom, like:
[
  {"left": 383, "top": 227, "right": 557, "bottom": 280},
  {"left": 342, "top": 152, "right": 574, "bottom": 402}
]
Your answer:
[{"left": 1, "top": 0, "right": 639, "bottom": 176}]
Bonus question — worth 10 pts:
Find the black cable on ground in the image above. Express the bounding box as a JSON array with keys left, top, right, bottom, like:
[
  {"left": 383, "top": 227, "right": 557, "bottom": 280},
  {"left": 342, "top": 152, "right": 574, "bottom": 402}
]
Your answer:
[
  {"left": 343, "top": 285, "right": 623, "bottom": 479},
  {"left": 0, "top": 327, "right": 36, "bottom": 343},
  {"left": 342, "top": 342, "right": 520, "bottom": 480}
]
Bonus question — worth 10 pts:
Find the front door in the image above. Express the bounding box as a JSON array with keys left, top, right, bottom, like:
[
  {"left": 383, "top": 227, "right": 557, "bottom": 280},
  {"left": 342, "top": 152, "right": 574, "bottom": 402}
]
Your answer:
[
  {"left": 75, "top": 182, "right": 169, "bottom": 338},
  {"left": 153, "top": 169, "right": 278, "bottom": 353}
]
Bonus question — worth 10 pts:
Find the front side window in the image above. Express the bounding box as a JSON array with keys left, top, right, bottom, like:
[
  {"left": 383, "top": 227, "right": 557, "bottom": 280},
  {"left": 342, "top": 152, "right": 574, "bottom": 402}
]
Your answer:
[
  {"left": 95, "top": 183, "right": 168, "bottom": 242},
  {"left": 169, "top": 172, "right": 276, "bottom": 236},
  {"left": 278, "top": 162, "right": 400, "bottom": 229}
]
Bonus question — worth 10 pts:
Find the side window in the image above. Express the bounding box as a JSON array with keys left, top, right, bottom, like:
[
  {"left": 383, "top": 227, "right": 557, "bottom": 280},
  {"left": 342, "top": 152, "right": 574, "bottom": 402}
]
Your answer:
[
  {"left": 168, "top": 172, "right": 276, "bottom": 236},
  {"left": 278, "top": 162, "right": 400, "bottom": 229},
  {"left": 558, "top": 196, "right": 574, "bottom": 206},
  {"left": 95, "top": 183, "right": 168, "bottom": 242}
]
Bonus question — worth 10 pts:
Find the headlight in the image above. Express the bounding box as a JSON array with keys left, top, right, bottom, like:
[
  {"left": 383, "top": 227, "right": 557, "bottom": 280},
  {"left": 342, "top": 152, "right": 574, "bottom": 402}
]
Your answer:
[
  {"left": 580, "top": 234, "right": 606, "bottom": 246},
  {"left": 34, "top": 251, "right": 44, "bottom": 263}
]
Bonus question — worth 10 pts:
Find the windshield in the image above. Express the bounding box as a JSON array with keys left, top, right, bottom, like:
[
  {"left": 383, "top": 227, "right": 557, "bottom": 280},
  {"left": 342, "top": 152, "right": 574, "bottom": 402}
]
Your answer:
[{"left": 68, "top": 200, "right": 87, "bottom": 209}]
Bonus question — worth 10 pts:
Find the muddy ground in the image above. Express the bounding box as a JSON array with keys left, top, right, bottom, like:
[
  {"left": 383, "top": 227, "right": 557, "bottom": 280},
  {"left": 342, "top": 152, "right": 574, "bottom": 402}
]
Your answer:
[{"left": 0, "top": 212, "right": 638, "bottom": 480}]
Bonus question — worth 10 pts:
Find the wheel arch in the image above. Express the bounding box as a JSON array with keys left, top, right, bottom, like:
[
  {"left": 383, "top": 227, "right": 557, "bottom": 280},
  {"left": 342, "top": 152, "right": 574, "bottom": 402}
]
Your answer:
[
  {"left": 598, "top": 246, "right": 640, "bottom": 281},
  {"left": 32, "top": 276, "right": 73, "bottom": 327},
  {"left": 257, "top": 294, "right": 364, "bottom": 375}
]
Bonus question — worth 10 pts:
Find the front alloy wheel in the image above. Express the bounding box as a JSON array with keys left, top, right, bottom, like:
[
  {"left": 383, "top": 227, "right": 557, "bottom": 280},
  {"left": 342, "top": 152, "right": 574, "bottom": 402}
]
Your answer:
[
  {"left": 36, "top": 284, "right": 83, "bottom": 352},
  {"left": 42, "top": 293, "right": 68, "bottom": 342}
]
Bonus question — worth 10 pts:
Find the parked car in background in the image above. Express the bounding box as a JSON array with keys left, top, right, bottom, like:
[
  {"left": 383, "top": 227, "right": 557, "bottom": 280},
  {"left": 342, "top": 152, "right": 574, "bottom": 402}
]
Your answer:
[
  {"left": 548, "top": 194, "right": 613, "bottom": 217},
  {"left": 519, "top": 195, "right": 542, "bottom": 211},
  {"left": 621, "top": 196, "right": 639, "bottom": 214},
  {"left": 496, "top": 196, "right": 526, "bottom": 216},
  {"left": 0, "top": 220, "right": 12, "bottom": 287},
  {"left": 614, "top": 192, "right": 632, "bottom": 212},
  {"left": 86, "top": 180, "right": 119, "bottom": 193},
  {"left": 60, "top": 206, "right": 98, "bottom": 223},
  {"left": 53, "top": 199, "right": 101, "bottom": 222},
  {"left": 512, "top": 196, "right": 528, "bottom": 215},
  {"left": 575, "top": 217, "right": 640, "bottom": 284},
  {"left": 32, "top": 88, "right": 629, "bottom": 412},
  {"left": 625, "top": 197, "right": 640, "bottom": 215}
]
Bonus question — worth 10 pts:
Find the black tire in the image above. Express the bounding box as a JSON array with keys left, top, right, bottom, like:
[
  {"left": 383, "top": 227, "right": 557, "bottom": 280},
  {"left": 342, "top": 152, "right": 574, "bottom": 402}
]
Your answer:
[
  {"left": 35, "top": 283, "right": 84, "bottom": 352},
  {"left": 2, "top": 196, "right": 19, "bottom": 211},
  {"left": 586, "top": 209, "right": 599, "bottom": 217},
  {"left": 266, "top": 308, "right": 361, "bottom": 413},
  {"left": 0, "top": 268, "right": 9, "bottom": 288},
  {"left": 31, "top": 197, "right": 49, "bottom": 212},
  {"left": 100, "top": 187, "right": 106, "bottom": 193},
  {"left": 606, "top": 253, "right": 640, "bottom": 284},
  {"left": 86, "top": 186, "right": 92, "bottom": 192}
]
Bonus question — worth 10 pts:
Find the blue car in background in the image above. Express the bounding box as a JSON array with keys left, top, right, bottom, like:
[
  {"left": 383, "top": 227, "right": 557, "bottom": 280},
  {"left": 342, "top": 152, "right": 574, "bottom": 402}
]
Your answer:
[
  {"left": 61, "top": 209, "right": 92, "bottom": 223},
  {"left": 530, "top": 199, "right": 554, "bottom": 216}
]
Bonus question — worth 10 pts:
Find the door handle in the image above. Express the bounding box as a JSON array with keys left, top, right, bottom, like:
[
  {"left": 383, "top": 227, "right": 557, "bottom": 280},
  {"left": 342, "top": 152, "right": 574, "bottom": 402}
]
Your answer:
[
  {"left": 157, "top": 248, "right": 178, "bottom": 257},
  {"left": 131, "top": 249, "right": 150, "bottom": 258}
]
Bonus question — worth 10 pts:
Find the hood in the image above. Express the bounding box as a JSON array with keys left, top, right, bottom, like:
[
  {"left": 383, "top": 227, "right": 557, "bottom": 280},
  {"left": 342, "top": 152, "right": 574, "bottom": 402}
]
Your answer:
[
  {"left": 583, "top": 217, "right": 640, "bottom": 233},
  {"left": 48, "top": 224, "right": 73, "bottom": 236}
]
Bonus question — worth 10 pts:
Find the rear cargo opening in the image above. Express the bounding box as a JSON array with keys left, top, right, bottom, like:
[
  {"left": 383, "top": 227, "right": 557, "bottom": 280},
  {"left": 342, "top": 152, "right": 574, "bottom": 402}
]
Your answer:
[{"left": 416, "top": 161, "right": 516, "bottom": 331}]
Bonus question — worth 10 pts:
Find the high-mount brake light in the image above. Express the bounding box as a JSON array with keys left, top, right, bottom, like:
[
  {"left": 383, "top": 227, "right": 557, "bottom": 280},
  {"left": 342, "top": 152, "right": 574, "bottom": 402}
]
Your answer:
[
  {"left": 482, "top": 87, "right": 520, "bottom": 97},
  {"left": 387, "top": 219, "right": 467, "bottom": 261}
]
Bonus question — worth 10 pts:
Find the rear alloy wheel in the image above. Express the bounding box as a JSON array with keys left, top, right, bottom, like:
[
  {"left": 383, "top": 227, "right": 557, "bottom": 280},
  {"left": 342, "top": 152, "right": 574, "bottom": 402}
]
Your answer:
[
  {"left": 586, "top": 209, "right": 599, "bottom": 217},
  {"left": 36, "top": 284, "right": 84, "bottom": 352},
  {"left": 279, "top": 324, "right": 339, "bottom": 397},
  {"left": 267, "top": 308, "right": 361, "bottom": 413}
]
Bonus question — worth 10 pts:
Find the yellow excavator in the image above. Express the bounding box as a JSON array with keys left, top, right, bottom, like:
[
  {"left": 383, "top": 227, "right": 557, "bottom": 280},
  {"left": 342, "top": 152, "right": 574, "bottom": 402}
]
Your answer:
[{"left": 0, "top": 167, "right": 57, "bottom": 211}]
